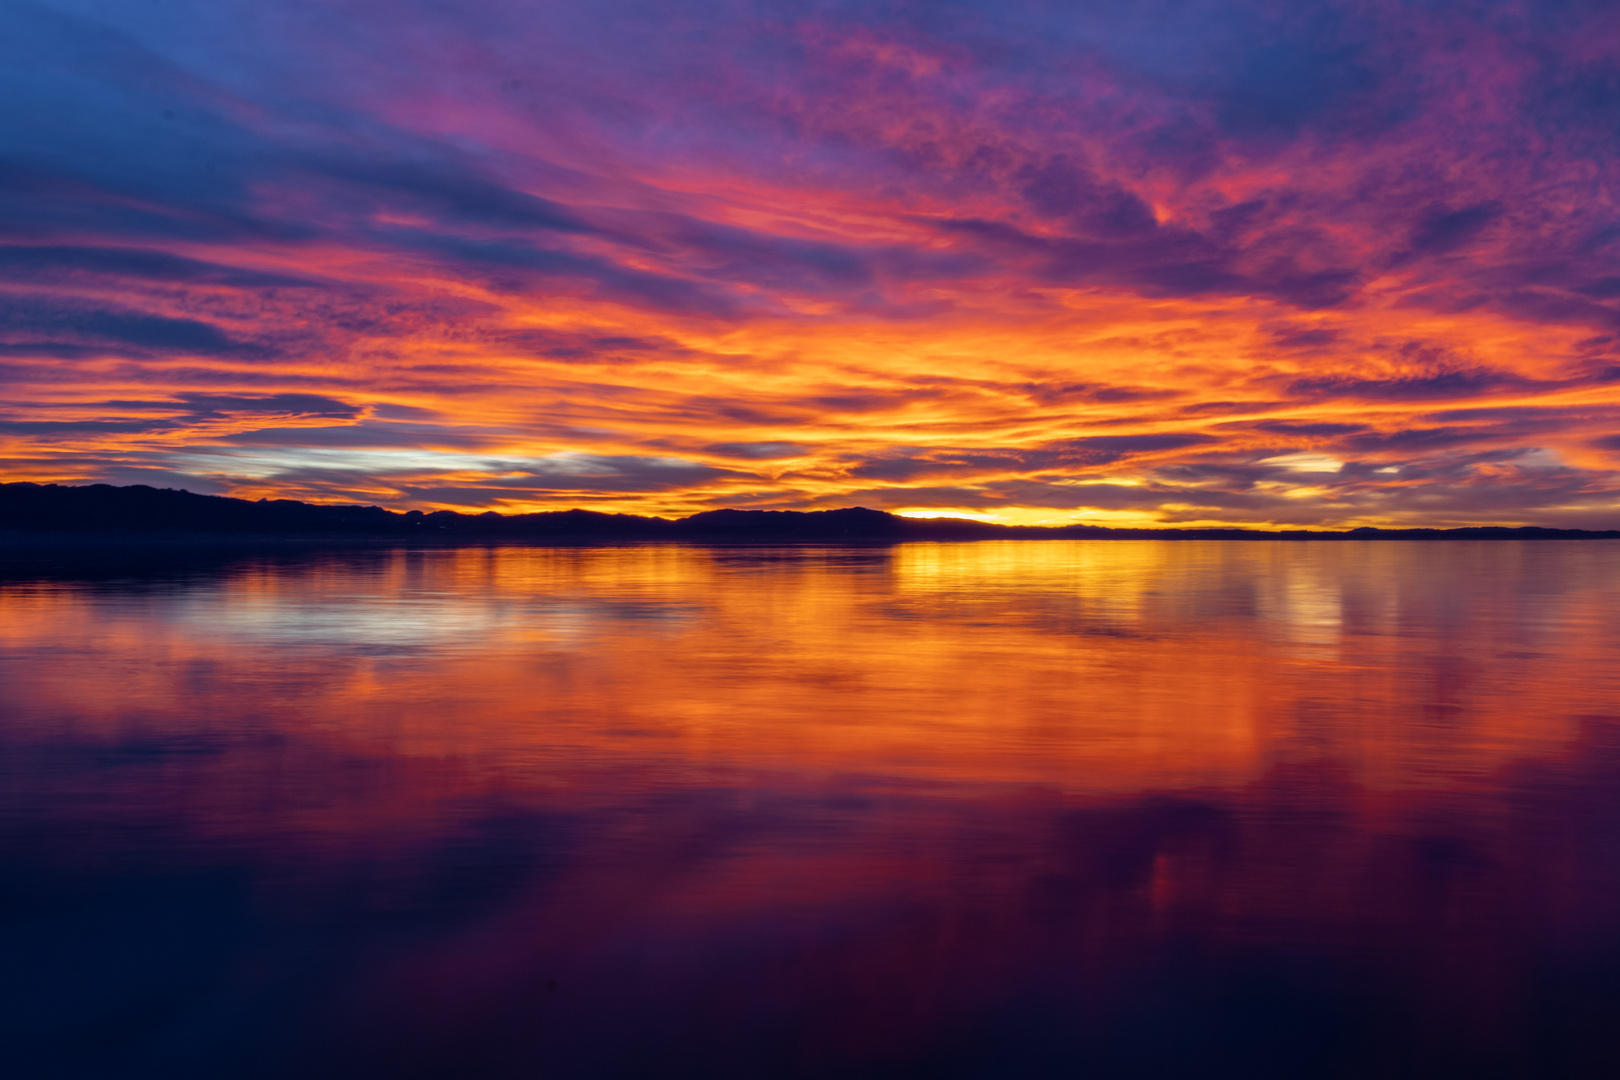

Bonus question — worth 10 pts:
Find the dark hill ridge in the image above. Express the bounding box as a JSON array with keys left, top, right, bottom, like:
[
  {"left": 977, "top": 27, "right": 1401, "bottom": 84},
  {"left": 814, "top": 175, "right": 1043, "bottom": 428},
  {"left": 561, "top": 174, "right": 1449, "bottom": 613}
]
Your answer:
[{"left": 3, "top": 482, "right": 1619, "bottom": 542}]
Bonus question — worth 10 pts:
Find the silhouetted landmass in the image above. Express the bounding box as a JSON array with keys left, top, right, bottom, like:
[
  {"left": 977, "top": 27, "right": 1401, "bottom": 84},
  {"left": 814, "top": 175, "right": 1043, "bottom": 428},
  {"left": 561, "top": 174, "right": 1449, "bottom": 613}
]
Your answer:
[{"left": 3, "top": 482, "right": 1619, "bottom": 543}]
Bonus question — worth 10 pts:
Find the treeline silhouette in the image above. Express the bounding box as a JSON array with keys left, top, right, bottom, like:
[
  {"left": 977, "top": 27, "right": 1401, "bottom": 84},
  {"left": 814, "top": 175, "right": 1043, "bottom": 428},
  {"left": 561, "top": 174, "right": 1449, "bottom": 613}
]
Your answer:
[{"left": 3, "top": 481, "right": 1618, "bottom": 541}]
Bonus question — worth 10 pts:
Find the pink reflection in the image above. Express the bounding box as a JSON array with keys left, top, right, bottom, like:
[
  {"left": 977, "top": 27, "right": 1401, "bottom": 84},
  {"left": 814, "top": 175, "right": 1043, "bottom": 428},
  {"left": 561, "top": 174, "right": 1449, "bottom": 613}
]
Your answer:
[{"left": 3, "top": 541, "right": 1620, "bottom": 1077}]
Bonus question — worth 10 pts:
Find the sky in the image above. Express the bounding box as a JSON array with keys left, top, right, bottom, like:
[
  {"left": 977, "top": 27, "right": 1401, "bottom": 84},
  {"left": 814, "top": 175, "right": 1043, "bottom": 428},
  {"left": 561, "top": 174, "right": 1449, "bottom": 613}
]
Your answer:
[{"left": 2, "top": 0, "right": 1619, "bottom": 528}]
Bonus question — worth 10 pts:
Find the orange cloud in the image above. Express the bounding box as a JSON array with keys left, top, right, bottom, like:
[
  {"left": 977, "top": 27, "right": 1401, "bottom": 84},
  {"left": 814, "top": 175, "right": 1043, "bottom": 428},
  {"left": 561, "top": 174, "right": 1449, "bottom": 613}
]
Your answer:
[{"left": 3, "top": 0, "right": 1620, "bottom": 526}]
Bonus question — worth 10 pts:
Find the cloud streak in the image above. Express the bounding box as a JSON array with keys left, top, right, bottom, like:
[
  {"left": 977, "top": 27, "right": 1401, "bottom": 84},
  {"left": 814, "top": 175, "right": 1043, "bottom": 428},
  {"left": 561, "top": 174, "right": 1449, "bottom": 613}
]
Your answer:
[{"left": 2, "top": 0, "right": 1620, "bottom": 526}]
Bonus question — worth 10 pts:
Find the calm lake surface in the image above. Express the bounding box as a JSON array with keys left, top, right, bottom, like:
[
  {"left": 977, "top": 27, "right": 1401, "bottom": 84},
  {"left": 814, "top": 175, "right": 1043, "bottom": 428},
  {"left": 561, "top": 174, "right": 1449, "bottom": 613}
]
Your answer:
[{"left": 5, "top": 540, "right": 1620, "bottom": 1079}]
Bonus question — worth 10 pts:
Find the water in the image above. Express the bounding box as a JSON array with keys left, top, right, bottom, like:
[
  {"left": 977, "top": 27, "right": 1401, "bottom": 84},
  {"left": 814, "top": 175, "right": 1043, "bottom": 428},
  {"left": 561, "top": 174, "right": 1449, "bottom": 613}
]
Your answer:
[{"left": 4, "top": 540, "right": 1620, "bottom": 1079}]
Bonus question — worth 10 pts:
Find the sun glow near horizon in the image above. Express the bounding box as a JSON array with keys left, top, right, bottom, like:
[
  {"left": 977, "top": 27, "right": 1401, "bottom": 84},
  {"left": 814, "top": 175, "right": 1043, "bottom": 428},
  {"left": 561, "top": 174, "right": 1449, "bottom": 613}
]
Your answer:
[{"left": 3, "top": 0, "right": 1620, "bottom": 528}]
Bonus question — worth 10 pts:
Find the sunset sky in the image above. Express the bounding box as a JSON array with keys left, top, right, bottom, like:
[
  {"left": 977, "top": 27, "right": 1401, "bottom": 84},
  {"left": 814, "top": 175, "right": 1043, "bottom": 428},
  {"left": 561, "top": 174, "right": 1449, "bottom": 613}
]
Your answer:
[{"left": 4, "top": 0, "right": 1620, "bottom": 528}]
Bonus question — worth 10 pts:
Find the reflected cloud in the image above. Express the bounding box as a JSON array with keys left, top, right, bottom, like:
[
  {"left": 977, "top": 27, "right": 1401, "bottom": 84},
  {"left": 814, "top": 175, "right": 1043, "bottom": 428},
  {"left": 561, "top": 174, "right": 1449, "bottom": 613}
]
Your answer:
[{"left": 6, "top": 543, "right": 1620, "bottom": 1076}]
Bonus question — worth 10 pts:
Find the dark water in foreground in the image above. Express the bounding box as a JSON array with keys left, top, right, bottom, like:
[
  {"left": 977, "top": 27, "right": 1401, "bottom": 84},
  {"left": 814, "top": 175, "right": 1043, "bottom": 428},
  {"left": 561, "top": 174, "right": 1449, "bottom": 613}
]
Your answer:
[{"left": 4, "top": 541, "right": 1620, "bottom": 1079}]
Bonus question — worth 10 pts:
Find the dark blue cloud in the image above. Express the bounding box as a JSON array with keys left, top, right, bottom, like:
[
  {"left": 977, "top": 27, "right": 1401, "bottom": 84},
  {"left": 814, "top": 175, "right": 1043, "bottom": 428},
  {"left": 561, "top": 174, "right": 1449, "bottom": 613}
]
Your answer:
[
  {"left": 0, "top": 392, "right": 363, "bottom": 440},
  {"left": 0, "top": 342, "right": 115, "bottom": 359},
  {"left": 17, "top": 392, "right": 363, "bottom": 420},
  {"left": 378, "top": 230, "right": 744, "bottom": 316},
  {"left": 1407, "top": 203, "right": 1502, "bottom": 257},
  {"left": 171, "top": 393, "right": 360, "bottom": 418},
  {"left": 932, "top": 216, "right": 1361, "bottom": 308},
  {"left": 1017, "top": 155, "right": 1156, "bottom": 236},
  {"left": 315, "top": 160, "right": 597, "bottom": 235},
  {"left": 1575, "top": 277, "right": 1620, "bottom": 298},
  {"left": 0, "top": 418, "right": 173, "bottom": 435},
  {"left": 0, "top": 295, "right": 249, "bottom": 355},
  {"left": 1342, "top": 428, "right": 1497, "bottom": 453},
  {"left": 0, "top": 245, "right": 318, "bottom": 287},
  {"left": 4, "top": 0, "right": 1615, "bottom": 333},
  {"left": 0, "top": 4, "right": 306, "bottom": 246},
  {"left": 1210, "top": 37, "right": 1383, "bottom": 140},
  {"left": 1282, "top": 350, "right": 1544, "bottom": 400},
  {"left": 1425, "top": 405, "right": 1591, "bottom": 423}
]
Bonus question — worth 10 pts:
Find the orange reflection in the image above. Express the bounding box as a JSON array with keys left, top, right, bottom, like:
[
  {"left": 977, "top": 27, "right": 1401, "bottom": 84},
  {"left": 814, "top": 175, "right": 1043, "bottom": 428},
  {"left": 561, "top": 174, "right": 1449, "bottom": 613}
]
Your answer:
[
  {"left": 7, "top": 542, "right": 1620, "bottom": 1075},
  {"left": 5, "top": 541, "right": 1615, "bottom": 795}
]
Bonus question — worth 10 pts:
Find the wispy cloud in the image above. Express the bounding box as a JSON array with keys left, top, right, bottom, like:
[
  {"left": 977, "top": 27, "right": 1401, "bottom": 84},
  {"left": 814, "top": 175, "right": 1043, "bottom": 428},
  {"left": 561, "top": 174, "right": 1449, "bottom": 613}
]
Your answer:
[{"left": 2, "top": 0, "right": 1619, "bottom": 526}]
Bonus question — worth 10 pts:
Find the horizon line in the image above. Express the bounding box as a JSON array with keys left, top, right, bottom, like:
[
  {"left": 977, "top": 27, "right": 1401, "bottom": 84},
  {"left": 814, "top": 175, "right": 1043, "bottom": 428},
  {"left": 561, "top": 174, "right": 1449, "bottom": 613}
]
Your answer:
[{"left": 6, "top": 481, "right": 1620, "bottom": 537}]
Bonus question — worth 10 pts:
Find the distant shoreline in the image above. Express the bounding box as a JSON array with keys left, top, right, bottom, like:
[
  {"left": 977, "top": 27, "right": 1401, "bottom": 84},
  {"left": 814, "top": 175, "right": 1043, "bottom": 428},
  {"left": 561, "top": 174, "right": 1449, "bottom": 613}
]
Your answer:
[{"left": 4, "top": 481, "right": 1619, "bottom": 543}]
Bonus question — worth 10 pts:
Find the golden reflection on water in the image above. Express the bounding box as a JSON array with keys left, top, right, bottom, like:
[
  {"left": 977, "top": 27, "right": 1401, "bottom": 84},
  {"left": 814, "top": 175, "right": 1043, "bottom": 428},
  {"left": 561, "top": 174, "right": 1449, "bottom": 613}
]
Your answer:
[
  {"left": 7, "top": 541, "right": 1620, "bottom": 1078},
  {"left": 4, "top": 541, "right": 1618, "bottom": 794}
]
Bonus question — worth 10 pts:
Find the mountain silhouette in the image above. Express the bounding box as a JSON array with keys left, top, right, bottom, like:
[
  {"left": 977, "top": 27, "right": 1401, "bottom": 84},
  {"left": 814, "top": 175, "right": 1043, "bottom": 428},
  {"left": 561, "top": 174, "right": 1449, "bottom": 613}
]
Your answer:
[{"left": 3, "top": 482, "right": 1618, "bottom": 542}]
